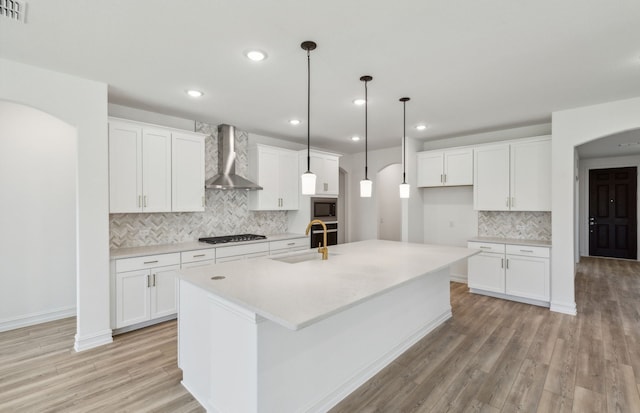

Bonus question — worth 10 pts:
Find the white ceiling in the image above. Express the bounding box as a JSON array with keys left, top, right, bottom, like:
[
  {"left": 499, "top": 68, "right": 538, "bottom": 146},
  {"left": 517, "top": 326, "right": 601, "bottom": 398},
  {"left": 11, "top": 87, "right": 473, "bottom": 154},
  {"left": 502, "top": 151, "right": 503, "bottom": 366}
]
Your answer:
[{"left": 1, "top": 0, "right": 640, "bottom": 154}]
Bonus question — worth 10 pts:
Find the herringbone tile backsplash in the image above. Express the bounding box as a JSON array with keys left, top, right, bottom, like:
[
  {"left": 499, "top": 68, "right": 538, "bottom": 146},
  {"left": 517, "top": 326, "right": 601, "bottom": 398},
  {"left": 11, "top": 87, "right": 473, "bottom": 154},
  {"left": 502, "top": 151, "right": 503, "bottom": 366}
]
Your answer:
[
  {"left": 109, "top": 122, "right": 287, "bottom": 249},
  {"left": 478, "top": 211, "right": 551, "bottom": 241}
]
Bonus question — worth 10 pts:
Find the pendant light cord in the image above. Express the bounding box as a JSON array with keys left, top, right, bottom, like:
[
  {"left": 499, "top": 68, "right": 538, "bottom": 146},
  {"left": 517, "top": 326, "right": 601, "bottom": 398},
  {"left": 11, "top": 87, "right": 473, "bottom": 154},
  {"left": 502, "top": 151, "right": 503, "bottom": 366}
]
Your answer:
[
  {"left": 402, "top": 99, "right": 406, "bottom": 184},
  {"left": 306, "top": 48, "right": 311, "bottom": 173},
  {"left": 364, "top": 79, "right": 368, "bottom": 180}
]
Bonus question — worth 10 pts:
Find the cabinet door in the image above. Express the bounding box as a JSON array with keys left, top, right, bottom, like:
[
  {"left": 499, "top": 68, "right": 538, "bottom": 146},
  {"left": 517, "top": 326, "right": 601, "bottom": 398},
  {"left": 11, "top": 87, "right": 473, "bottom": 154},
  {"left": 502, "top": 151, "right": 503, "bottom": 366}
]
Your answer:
[
  {"left": 468, "top": 253, "right": 505, "bottom": 293},
  {"left": 443, "top": 149, "right": 473, "bottom": 186},
  {"left": 323, "top": 155, "right": 339, "bottom": 195},
  {"left": 510, "top": 138, "right": 551, "bottom": 211},
  {"left": 505, "top": 255, "right": 550, "bottom": 301},
  {"left": 172, "top": 133, "right": 205, "bottom": 212},
  {"left": 259, "top": 147, "right": 281, "bottom": 209},
  {"left": 142, "top": 128, "right": 172, "bottom": 212},
  {"left": 115, "top": 269, "right": 151, "bottom": 328},
  {"left": 279, "top": 150, "right": 300, "bottom": 209},
  {"left": 473, "top": 144, "right": 510, "bottom": 211},
  {"left": 150, "top": 265, "right": 180, "bottom": 319},
  {"left": 417, "top": 151, "right": 444, "bottom": 187},
  {"left": 108, "top": 122, "right": 143, "bottom": 213}
]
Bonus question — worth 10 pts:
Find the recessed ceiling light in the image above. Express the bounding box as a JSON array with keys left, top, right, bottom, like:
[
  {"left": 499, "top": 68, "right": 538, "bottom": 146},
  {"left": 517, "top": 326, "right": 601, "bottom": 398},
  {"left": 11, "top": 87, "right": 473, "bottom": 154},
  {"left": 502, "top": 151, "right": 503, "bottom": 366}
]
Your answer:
[
  {"left": 186, "top": 89, "right": 204, "bottom": 98},
  {"left": 246, "top": 50, "right": 267, "bottom": 61},
  {"left": 289, "top": 119, "right": 301, "bottom": 125},
  {"left": 353, "top": 99, "right": 366, "bottom": 106},
  {"left": 351, "top": 136, "right": 361, "bottom": 142},
  {"left": 415, "top": 124, "right": 429, "bottom": 131}
]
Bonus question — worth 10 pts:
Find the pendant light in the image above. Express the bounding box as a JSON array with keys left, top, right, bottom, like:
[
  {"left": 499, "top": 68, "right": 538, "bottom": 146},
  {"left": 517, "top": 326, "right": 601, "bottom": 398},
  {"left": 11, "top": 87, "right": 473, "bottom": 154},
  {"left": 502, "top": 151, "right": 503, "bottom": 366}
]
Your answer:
[
  {"left": 300, "top": 41, "right": 317, "bottom": 195},
  {"left": 399, "top": 97, "right": 411, "bottom": 198},
  {"left": 360, "top": 75, "right": 373, "bottom": 198}
]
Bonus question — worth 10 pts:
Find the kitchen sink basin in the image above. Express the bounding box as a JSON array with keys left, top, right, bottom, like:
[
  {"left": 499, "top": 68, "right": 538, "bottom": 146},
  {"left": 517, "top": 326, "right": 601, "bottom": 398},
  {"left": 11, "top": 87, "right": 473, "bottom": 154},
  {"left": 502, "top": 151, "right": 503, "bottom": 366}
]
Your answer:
[{"left": 270, "top": 251, "right": 339, "bottom": 264}]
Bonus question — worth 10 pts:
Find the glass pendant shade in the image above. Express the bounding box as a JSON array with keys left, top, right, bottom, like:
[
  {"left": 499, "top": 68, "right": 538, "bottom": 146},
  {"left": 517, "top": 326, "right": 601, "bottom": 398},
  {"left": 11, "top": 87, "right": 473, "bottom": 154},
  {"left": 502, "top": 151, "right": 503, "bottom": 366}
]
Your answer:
[
  {"left": 360, "top": 179, "right": 373, "bottom": 197},
  {"left": 301, "top": 171, "right": 317, "bottom": 195},
  {"left": 399, "top": 183, "right": 410, "bottom": 198}
]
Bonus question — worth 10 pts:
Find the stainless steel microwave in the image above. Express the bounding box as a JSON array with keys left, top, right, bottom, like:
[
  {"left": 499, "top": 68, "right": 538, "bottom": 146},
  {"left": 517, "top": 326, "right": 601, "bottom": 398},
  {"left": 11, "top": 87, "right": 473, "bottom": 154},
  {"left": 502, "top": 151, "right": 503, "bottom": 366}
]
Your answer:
[{"left": 311, "top": 197, "right": 337, "bottom": 221}]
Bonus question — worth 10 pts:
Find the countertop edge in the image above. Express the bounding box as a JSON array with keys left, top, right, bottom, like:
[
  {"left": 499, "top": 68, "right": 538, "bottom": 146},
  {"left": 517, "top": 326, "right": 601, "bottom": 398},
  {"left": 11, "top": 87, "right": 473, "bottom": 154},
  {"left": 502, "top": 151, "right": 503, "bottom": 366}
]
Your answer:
[
  {"left": 468, "top": 237, "right": 552, "bottom": 247},
  {"left": 111, "top": 233, "right": 307, "bottom": 260}
]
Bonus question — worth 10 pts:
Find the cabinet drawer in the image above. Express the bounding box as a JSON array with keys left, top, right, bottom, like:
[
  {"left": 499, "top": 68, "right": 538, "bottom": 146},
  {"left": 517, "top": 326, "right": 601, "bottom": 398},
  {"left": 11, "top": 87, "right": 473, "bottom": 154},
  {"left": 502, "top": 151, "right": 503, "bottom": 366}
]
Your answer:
[
  {"left": 215, "top": 242, "right": 269, "bottom": 259},
  {"left": 216, "top": 251, "right": 269, "bottom": 263},
  {"left": 270, "top": 237, "right": 308, "bottom": 252},
  {"left": 181, "top": 248, "right": 216, "bottom": 264},
  {"left": 468, "top": 242, "right": 505, "bottom": 254},
  {"left": 116, "top": 253, "right": 180, "bottom": 273},
  {"left": 506, "top": 244, "right": 550, "bottom": 258}
]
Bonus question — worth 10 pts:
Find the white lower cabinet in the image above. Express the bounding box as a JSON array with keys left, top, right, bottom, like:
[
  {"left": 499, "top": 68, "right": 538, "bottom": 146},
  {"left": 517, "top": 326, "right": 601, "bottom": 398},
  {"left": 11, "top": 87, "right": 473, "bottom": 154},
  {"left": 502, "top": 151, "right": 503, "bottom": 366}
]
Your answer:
[
  {"left": 181, "top": 248, "right": 216, "bottom": 269},
  {"left": 468, "top": 241, "right": 550, "bottom": 306},
  {"left": 269, "top": 237, "right": 309, "bottom": 256},
  {"left": 215, "top": 242, "right": 270, "bottom": 263},
  {"left": 113, "top": 253, "right": 180, "bottom": 329}
]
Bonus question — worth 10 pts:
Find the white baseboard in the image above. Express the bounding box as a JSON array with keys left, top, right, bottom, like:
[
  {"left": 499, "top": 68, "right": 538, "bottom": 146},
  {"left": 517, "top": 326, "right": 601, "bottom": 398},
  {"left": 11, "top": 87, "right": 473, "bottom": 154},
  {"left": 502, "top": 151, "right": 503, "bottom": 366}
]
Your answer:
[
  {"left": 450, "top": 273, "right": 467, "bottom": 283},
  {"left": 74, "top": 329, "right": 113, "bottom": 352},
  {"left": 469, "top": 288, "right": 550, "bottom": 308},
  {"left": 308, "top": 308, "right": 452, "bottom": 413},
  {"left": 0, "top": 306, "right": 76, "bottom": 332},
  {"left": 550, "top": 301, "right": 577, "bottom": 316}
]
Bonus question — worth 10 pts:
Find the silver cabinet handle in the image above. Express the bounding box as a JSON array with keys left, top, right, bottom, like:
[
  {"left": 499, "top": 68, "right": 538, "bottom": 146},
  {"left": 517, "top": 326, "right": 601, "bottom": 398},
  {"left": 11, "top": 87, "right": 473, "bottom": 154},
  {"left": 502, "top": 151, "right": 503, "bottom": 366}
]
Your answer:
[
  {"left": 287, "top": 242, "right": 295, "bottom": 246},
  {"left": 143, "top": 260, "right": 159, "bottom": 264},
  {"left": 511, "top": 197, "right": 515, "bottom": 208},
  {"left": 147, "top": 274, "right": 151, "bottom": 288},
  {"left": 506, "top": 259, "right": 509, "bottom": 269},
  {"left": 506, "top": 197, "right": 509, "bottom": 207},
  {"left": 143, "top": 195, "right": 147, "bottom": 208},
  {"left": 152, "top": 273, "right": 156, "bottom": 287},
  {"left": 193, "top": 254, "right": 205, "bottom": 258},
  {"left": 138, "top": 195, "right": 142, "bottom": 208},
  {"left": 324, "top": 183, "right": 328, "bottom": 192},
  {"left": 501, "top": 258, "right": 504, "bottom": 268},
  {"left": 443, "top": 174, "right": 447, "bottom": 184},
  {"left": 520, "top": 249, "right": 533, "bottom": 253},
  {"left": 440, "top": 174, "right": 443, "bottom": 183},
  {"left": 479, "top": 246, "right": 491, "bottom": 249}
]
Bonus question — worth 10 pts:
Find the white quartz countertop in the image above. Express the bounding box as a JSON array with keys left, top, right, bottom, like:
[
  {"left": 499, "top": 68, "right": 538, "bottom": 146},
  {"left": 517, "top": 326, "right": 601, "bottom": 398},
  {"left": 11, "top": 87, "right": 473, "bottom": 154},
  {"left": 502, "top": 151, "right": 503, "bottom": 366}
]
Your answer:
[
  {"left": 177, "top": 239, "right": 479, "bottom": 331},
  {"left": 110, "top": 233, "right": 307, "bottom": 259},
  {"left": 468, "top": 237, "right": 552, "bottom": 247}
]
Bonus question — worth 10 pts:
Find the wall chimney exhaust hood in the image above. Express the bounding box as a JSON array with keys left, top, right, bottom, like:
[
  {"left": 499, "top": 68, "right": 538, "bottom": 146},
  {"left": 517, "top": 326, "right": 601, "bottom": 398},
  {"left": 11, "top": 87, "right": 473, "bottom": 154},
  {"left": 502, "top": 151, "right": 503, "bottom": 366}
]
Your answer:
[{"left": 205, "top": 124, "right": 262, "bottom": 190}]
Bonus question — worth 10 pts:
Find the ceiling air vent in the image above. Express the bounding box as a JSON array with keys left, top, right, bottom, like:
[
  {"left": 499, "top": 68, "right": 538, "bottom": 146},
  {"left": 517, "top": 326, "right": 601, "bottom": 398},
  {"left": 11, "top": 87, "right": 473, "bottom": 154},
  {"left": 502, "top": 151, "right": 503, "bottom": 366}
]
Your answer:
[{"left": 0, "top": 0, "right": 25, "bottom": 22}]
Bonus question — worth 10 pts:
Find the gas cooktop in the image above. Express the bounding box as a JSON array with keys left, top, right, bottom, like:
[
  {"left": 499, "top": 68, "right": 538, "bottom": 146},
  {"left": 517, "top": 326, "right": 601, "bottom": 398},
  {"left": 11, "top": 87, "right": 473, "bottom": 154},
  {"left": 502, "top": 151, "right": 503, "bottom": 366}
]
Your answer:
[{"left": 198, "top": 234, "right": 267, "bottom": 245}]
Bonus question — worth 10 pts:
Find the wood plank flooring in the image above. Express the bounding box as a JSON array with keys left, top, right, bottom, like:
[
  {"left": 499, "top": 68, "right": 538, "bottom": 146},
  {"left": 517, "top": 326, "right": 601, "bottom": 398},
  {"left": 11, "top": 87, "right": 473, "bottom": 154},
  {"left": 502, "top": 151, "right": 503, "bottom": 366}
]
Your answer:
[{"left": 1, "top": 256, "right": 638, "bottom": 412}]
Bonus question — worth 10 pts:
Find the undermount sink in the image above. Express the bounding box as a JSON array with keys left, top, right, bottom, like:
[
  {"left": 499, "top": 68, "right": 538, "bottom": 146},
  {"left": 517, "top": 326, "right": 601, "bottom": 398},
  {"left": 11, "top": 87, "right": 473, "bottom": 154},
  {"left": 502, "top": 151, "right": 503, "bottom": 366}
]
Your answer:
[{"left": 271, "top": 251, "right": 339, "bottom": 264}]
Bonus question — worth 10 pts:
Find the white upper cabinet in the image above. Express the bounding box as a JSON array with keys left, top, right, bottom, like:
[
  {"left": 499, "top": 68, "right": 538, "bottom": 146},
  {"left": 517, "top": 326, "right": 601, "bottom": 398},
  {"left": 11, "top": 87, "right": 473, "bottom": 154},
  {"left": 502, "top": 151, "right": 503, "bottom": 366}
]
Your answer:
[
  {"left": 473, "top": 144, "right": 510, "bottom": 210},
  {"left": 417, "top": 148, "right": 473, "bottom": 187},
  {"left": 304, "top": 150, "right": 340, "bottom": 196},
  {"left": 141, "top": 127, "right": 172, "bottom": 213},
  {"left": 172, "top": 132, "right": 205, "bottom": 212},
  {"left": 473, "top": 136, "right": 551, "bottom": 211},
  {"left": 248, "top": 144, "right": 299, "bottom": 210},
  {"left": 108, "top": 118, "right": 205, "bottom": 213},
  {"left": 509, "top": 138, "right": 551, "bottom": 211},
  {"left": 109, "top": 121, "right": 143, "bottom": 213}
]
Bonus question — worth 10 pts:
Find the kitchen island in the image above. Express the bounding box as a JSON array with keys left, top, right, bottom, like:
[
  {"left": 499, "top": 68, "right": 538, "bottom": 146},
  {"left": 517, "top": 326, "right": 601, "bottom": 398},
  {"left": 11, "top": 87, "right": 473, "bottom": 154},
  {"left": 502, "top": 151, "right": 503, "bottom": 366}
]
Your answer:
[{"left": 176, "top": 239, "right": 478, "bottom": 413}]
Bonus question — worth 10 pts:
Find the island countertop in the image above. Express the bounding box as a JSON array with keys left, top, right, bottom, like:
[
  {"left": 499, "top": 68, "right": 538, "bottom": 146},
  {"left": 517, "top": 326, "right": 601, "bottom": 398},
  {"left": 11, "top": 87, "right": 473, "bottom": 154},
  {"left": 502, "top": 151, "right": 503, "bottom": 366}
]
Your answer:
[{"left": 176, "top": 239, "right": 478, "bottom": 331}]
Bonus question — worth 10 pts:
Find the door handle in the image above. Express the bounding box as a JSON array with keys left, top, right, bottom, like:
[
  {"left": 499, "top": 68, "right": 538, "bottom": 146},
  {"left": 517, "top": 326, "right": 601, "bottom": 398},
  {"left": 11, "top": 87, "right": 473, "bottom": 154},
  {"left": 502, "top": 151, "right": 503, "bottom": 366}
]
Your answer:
[{"left": 152, "top": 273, "right": 156, "bottom": 287}]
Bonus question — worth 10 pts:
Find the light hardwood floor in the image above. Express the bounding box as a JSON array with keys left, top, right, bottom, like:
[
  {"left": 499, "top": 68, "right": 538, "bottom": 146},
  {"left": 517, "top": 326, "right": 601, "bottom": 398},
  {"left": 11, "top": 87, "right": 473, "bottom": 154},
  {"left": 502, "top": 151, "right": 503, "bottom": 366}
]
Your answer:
[{"left": 1, "top": 257, "right": 639, "bottom": 412}]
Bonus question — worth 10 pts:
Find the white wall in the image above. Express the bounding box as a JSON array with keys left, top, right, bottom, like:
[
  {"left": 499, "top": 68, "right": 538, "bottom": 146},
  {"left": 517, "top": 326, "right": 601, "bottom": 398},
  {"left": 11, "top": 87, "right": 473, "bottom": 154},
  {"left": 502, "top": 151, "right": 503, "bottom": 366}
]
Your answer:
[
  {"left": 578, "top": 154, "right": 640, "bottom": 258},
  {"left": 552, "top": 96, "right": 640, "bottom": 316},
  {"left": 0, "top": 102, "right": 77, "bottom": 330},
  {"left": 341, "top": 146, "right": 401, "bottom": 241},
  {"left": 0, "top": 58, "right": 111, "bottom": 350},
  {"left": 377, "top": 164, "right": 402, "bottom": 241},
  {"left": 422, "top": 187, "right": 478, "bottom": 282}
]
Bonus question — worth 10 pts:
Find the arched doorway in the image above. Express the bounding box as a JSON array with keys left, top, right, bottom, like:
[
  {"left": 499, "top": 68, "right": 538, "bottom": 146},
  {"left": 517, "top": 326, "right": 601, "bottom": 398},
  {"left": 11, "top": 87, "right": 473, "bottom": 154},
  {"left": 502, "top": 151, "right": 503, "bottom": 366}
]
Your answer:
[{"left": 0, "top": 101, "right": 77, "bottom": 330}]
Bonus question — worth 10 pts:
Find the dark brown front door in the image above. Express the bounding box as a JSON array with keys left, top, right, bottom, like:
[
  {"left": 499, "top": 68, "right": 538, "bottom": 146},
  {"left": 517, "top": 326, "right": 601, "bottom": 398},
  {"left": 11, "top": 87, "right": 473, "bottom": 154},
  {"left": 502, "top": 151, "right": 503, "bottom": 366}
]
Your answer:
[{"left": 589, "top": 167, "right": 637, "bottom": 259}]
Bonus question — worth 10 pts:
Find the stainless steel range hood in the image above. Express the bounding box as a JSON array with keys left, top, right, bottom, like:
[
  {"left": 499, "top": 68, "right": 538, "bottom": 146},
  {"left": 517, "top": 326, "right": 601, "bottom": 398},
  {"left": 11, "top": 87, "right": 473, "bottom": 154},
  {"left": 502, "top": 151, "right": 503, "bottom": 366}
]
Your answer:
[{"left": 205, "top": 124, "right": 262, "bottom": 190}]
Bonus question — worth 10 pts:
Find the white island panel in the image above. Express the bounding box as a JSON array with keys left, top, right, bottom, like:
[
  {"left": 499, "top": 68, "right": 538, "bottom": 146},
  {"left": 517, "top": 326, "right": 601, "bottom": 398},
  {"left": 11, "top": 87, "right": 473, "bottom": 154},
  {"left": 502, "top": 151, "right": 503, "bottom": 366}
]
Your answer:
[{"left": 177, "top": 240, "right": 478, "bottom": 413}]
